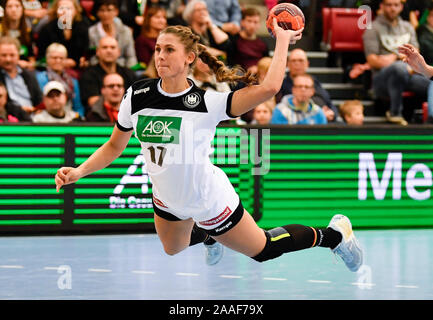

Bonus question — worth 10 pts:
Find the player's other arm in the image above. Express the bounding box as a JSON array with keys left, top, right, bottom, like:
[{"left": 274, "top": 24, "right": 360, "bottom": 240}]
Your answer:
[
  {"left": 230, "top": 19, "right": 303, "bottom": 117},
  {"left": 55, "top": 126, "right": 133, "bottom": 191}
]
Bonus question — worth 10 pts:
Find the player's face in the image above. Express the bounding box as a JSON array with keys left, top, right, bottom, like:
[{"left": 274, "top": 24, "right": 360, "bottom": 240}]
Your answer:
[{"left": 155, "top": 33, "right": 195, "bottom": 79}]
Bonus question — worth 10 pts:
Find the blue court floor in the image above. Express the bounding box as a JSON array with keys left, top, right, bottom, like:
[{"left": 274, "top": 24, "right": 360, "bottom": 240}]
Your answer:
[{"left": 0, "top": 229, "right": 432, "bottom": 300}]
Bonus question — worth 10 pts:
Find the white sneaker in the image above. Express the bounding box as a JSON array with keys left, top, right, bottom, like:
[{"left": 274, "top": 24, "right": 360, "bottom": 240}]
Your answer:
[
  {"left": 204, "top": 242, "right": 224, "bottom": 265},
  {"left": 328, "top": 214, "right": 363, "bottom": 272}
]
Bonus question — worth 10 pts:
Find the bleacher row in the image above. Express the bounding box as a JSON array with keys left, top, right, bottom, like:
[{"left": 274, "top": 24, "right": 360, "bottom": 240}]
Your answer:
[{"left": 0, "top": 0, "right": 430, "bottom": 125}]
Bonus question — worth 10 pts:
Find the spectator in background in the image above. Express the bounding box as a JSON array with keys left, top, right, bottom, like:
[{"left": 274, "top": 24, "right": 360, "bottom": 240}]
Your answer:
[
  {"left": 276, "top": 48, "right": 339, "bottom": 123},
  {"left": 32, "top": 80, "right": 82, "bottom": 123},
  {"left": 400, "top": 0, "right": 430, "bottom": 29},
  {"left": 228, "top": 7, "right": 268, "bottom": 73},
  {"left": 86, "top": 73, "right": 124, "bottom": 122},
  {"left": 0, "top": 36, "right": 42, "bottom": 114},
  {"left": 189, "top": 57, "right": 231, "bottom": 92},
  {"left": 203, "top": 0, "right": 241, "bottom": 35},
  {"left": 36, "top": 0, "right": 90, "bottom": 70},
  {"left": 399, "top": 43, "right": 433, "bottom": 123},
  {"left": 417, "top": 3, "right": 433, "bottom": 66},
  {"left": 115, "top": 0, "right": 143, "bottom": 38},
  {"left": 251, "top": 100, "right": 273, "bottom": 125},
  {"left": 0, "top": 0, "right": 35, "bottom": 69},
  {"left": 0, "top": 81, "right": 31, "bottom": 122},
  {"left": 22, "top": 0, "right": 49, "bottom": 33},
  {"left": 339, "top": 100, "right": 365, "bottom": 125},
  {"left": 135, "top": 6, "right": 167, "bottom": 66},
  {"left": 88, "top": 0, "right": 137, "bottom": 68},
  {"left": 36, "top": 42, "right": 85, "bottom": 117},
  {"left": 182, "top": 0, "right": 231, "bottom": 59},
  {"left": 362, "top": 0, "right": 431, "bottom": 125},
  {"left": 271, "top": 74, "right": 328, "bottom": 125},
  {"left": 79, "top": 36, "right": 136, "bottom": 109}
]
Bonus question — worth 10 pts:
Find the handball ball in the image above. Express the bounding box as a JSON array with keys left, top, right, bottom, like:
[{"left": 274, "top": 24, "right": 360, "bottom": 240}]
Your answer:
[{"left": 266, "top": 3, "right": 305, "bottom": 38}]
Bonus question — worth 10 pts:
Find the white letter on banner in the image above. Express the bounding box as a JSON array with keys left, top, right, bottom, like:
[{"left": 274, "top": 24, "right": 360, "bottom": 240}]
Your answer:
[
  {"left": 406, "top": 163, "right": 432, "bottom": 200},
  {"left": 358, "top": 153, "right": 402, "bottom": 200}
]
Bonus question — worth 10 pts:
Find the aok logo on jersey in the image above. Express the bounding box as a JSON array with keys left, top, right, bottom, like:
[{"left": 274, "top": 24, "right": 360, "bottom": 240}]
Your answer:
[{"left": 137, "top": 115, "right": 182, "bottom": 144}]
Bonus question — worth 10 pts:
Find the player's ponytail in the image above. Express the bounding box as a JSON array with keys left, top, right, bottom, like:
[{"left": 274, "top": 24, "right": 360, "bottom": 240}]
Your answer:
[
  {"left": 197, "top": 43, "right": 258, "bottom": 86},
  {"left": 159, "top": 25, "right": 258, "bottom": 86}
]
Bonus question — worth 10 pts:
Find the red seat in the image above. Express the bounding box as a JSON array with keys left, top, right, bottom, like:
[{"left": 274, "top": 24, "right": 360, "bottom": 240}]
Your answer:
[
  {"left": 322, "top": 7, "right": 331, "bottom": 45},
  {"left": 322, "top": 8, "right": 369, "bottom": 52}
]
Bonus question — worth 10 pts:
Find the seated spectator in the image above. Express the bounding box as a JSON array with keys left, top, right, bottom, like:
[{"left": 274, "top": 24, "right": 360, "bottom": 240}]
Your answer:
[
  {"left": 36, "top": 0, "right": 90, "bottom": 69},
  {"left": 227, "top": 7, "right": 268, "bottom": 73},
  {"left": 135, "top": 6, "right": 167, "bottom": 66},
  {"left": 145, "top": 0, "right": 186, "bottom": 25},
  {"left": 0, "top": 0, "right": 36, "bottom": 69},
  {"left": 79, "top": 36, "right": 136, "bottom": 108},
  {"left": 339, "top": 100, "right": 365, "bottom": 125},
  {"left": 189, "top": 57, "right": 231, "bottom": 92},
  {"left": 417, "top": 3, "right": 433, "bottom": 66},
  {"left": 251, "top": 100, "right": 273, "bottom": 125},
  {"left": 271, "top": 74, "right": 328, "bottom": 125},
  {"left": 398, "top": 43, "right": 433, "bottom": 123},
  {"left": 276, "top": 48, "right": 339, "bottom": 123},
  {"left": 36, "top": 42, "right": 85, "bottom": 117},
  {"left": 182, "top": 0, "right": 231, "bottom": 59},
  {"left": 86, "top": 73, "right": 124, "bottom": 122},
  {"left": 88, "top": 0, "right": 137, "bottom": 68},
  {"left": 32, "top": 80, "right": 82, "bottom": 123},
  {"left": 0, "top": 36, "right": 42, "bottom": 113},
  {"left": 203, "top": 0, "right": 241, "bottom": 35},
  {"left": 362, "top": 0, "right": 431, "bottom": 125},
  {"left": 22, "top": 0, "right": 49, "bottom": 33},
  {"left": 400, "top": 0, "right": 429, "bottom": 29},
  {"left": 114, "top": 0, "right": 142, "bottom": 38},
  {"left": 164, "top": 0, "right": 187, "bottom": 26},
  {"left": 0, "top": 81, "right": 31, "bottom": 122}
]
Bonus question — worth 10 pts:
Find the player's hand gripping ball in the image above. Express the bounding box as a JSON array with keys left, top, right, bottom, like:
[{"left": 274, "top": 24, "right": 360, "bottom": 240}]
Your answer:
[{"left": 266, "top": 3, "right": 305, "bottom": 38}]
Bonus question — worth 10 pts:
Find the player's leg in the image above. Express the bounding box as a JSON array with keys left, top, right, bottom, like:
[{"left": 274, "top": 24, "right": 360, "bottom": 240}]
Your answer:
[
  {"left": 213, "top": 209, "right": 362, "bottom": 271},
  {"left": 154, "top": 214, "right": 196, "bottom": 255},
  {"left": 154, "top": 214, "right": 217, "bottom": 256}
]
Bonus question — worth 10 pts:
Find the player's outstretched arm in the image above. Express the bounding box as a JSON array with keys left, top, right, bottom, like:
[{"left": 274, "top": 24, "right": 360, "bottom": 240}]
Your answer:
[
  {"left": 398, "top": 44, "right": 433, "bottom": 78},
  {"left": 55, "top": 126, "right": 133, "bottom": 192},
  {"left": 230, "top": 18, "right": 303, "bottom": 117}
]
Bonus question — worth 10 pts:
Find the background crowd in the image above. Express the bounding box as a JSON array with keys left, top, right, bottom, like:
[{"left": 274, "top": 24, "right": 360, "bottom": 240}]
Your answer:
[{"left": 0, "top": 0, "right": 432, "bottom": 126}]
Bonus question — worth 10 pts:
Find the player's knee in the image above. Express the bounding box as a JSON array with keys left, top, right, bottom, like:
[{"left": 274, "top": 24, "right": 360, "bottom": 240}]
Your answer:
[
  {"left": 251, "top": 230, "right": 284, "bottom": 263},
  {"left": 162, "top": 243, "right": 185, "bottom": 256}
]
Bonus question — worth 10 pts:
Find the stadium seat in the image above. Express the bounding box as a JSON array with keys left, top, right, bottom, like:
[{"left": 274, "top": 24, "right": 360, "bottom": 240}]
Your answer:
[
  {"left": 322, "top": 8, "right": 369, "bottom": 52},
  {"left": 320, "top": 7, "right": 331, "bottom": 51}
]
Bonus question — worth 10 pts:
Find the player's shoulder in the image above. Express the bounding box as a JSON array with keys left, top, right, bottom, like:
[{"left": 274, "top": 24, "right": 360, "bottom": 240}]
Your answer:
[{"left": 130, "top": 77, "right": 159, "bottom": 93}]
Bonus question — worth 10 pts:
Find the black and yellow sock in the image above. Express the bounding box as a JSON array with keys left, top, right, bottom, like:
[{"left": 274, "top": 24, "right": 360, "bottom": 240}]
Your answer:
[{"left": 252, "top": 224, "right": 342, "bottom": 262}]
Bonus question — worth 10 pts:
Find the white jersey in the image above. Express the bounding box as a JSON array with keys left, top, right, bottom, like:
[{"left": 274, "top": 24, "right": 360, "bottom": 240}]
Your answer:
[{"left": 117, "top": 78, "right": 240, "bottom": 225}]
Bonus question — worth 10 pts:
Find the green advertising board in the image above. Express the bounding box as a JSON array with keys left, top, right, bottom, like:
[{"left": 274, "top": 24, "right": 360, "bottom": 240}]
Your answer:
[{"left": 0, "top": 124, "right": 432, "bottom": 233}]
